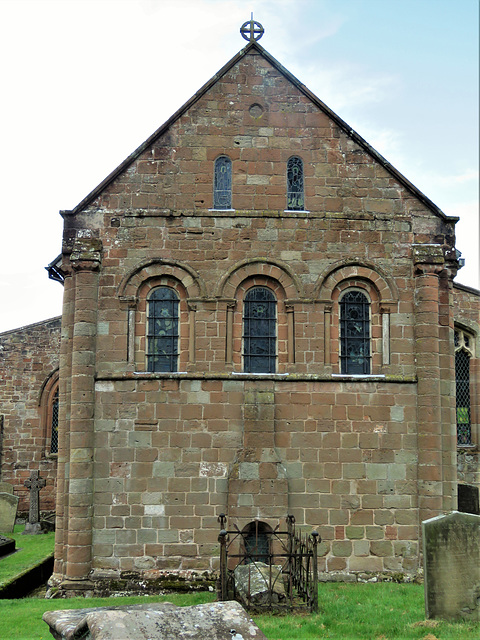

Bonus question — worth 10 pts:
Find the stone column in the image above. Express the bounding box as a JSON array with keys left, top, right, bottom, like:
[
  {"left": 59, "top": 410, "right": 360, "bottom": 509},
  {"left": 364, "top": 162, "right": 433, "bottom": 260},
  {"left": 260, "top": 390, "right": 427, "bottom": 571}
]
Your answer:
[
  {"left": 439, "top": 260, "right": 459, "bottom": 512},
  {"left": 52, "top": 261, "right": 75, "bottom": 583},
  {"left": 414, "top": 246, "right": 448, "bottom": 526},
  {"left": 65, "top": 237, "right": 101, "bottom": 583}
]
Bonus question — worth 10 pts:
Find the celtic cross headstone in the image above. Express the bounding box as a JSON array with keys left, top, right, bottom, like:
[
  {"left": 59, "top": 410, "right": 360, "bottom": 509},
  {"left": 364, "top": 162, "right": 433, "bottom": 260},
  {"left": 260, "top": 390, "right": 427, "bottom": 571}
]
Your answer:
[{"left": 23, "top": 470, "right": 46, "bottom": 535}]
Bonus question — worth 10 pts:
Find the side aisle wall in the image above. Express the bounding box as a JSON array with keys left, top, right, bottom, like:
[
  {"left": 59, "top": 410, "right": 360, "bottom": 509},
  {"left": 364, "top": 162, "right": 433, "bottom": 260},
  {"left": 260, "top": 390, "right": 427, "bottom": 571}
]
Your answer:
[{"left": 0, "top": 317, "right": 61, "bottom": 512}]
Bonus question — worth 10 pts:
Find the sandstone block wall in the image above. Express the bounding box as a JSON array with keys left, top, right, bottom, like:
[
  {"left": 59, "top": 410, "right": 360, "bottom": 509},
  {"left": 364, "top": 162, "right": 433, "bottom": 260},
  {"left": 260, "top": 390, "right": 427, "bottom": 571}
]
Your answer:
[
  {"left": 0, "top": 317, "right": 61, "bottom": 512},
  {"left": 51, "top": 42, "right": 464, "bottom": 590}
]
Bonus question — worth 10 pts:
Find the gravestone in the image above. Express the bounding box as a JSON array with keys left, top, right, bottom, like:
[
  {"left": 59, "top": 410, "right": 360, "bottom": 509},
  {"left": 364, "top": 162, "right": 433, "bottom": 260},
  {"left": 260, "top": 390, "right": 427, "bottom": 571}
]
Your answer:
[
  {"left": 0, "top": 481, "right": 14, "bottom": 494},
  {"left": 423, "top": 511, "right": 480, "bottom": 621},
  {"left": 0, "top": 492, "right": 19, "bottom": 533},
  {"left": 43, "top": 600, "right": 267, "bottom": 640},
  {"left": 23, "top": 470, "right": 46, "bottom": 535}
]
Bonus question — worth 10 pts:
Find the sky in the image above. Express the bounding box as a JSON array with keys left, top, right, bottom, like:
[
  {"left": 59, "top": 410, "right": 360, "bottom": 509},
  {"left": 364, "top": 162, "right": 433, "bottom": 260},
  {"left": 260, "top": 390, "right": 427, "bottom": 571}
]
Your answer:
[{"left": 0, "top": 0, "right": 478, "bottom": 333}]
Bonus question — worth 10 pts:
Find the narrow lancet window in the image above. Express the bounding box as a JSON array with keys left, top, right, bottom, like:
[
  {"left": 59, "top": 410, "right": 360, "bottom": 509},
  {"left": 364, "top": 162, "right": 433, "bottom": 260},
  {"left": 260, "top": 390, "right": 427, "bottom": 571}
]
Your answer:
[
  {"left": 214, "top": 155, "right": 232, "bottom": 209},
  {"left": 147, "top": 287, "right": 179, "bottom": 372},
  {"left": 50, "top": 388, "right": 59, "bottom": 454},
  {"left": 455, "top": 329, "right": 473, "bottom": 445},
  {"left": 243, "top": 287, "right": 277, "bottom": 373},
  {"left": 340, "top": 290, "right": 371, "bottom": 374},
  {"left": 286, "top": 156, "right": 304, "bottom": 210}
]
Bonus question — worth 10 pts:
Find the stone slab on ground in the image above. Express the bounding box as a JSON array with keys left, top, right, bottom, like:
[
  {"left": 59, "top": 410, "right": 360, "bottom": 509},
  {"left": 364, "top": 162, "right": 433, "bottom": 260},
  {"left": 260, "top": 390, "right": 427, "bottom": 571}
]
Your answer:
[
  {"left": 423, "top": 510, "right": 480, "bottom": 621},
  {"left": 43, "top": 600, "right": 267, "bottom": 640},
  {"left": 234, "top": 562, "right": 286, "bottom": 605},
  {"left": 0, "top": 534, "right": 15, "bottom": 558},
  {"left": 0, "top": 492, "right": 19, "bottom": 533}
]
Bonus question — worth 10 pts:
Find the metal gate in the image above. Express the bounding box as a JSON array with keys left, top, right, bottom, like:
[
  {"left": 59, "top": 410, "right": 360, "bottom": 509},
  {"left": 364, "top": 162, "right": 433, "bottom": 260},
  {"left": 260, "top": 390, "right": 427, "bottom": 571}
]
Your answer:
[{"left": 218, "top": 514, "right": 319, "bottom": 612}]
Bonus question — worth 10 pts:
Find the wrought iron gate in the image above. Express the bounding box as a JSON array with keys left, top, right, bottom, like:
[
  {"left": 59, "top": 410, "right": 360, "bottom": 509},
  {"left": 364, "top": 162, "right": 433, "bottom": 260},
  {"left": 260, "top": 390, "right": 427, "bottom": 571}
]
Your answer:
[{"left": 218, "top": 514, "right": 319, "bottom": 612}]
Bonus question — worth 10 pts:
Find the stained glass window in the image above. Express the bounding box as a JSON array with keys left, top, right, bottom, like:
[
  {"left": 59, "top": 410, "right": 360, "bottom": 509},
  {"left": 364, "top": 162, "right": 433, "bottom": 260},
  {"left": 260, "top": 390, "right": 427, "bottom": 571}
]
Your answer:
[
  {"left": 214, "top": 155, "right": 232, "bottom": 209},
  {"left": 340, "top": 290, "right": 371, "bottom": 374},
  {"left": 243, "top": 287, "right": 276, "bottom": 373},
  {"left": 147, "top": 287, "right": 179, "bottom": 372},
  {"left": 287, "top": 156, "right": 304, "bottom": 211},
  {"left": 455, "top": 329, "right": 473, "bottom": 445},
  {"left": 50, "top": 388, "right": 59, "bottom": 454}
]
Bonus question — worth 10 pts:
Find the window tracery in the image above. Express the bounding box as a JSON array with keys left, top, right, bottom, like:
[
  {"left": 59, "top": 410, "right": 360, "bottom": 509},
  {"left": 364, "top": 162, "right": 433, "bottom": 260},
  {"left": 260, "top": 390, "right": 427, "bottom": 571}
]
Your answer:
[{"left": 455, "top": 328, "right": 474, "bottom": 445}]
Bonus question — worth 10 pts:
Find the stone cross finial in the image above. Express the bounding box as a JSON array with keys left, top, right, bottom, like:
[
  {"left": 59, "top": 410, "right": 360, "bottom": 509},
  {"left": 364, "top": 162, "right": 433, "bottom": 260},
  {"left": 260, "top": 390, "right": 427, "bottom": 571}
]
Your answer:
[
  {"left": 24, "top": 470, "right": 46, "bottom": 525},
  {"left": 240, "top": 15, "right": 264, "bottom": 42}
]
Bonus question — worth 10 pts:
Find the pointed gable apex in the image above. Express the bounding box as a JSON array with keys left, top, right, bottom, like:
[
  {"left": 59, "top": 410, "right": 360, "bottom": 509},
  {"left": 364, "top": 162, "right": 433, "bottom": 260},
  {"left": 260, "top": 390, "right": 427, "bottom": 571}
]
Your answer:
[{"left": 64, "top": 40, "right": 456, "bottom": 223}]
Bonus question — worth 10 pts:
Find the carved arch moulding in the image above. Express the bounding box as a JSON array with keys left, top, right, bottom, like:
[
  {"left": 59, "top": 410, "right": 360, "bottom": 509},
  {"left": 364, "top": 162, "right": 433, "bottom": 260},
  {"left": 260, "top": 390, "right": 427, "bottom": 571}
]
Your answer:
[
  {"left": 313, "top": 260, "right": 398, "bottom": 306},
  {"left": 215, "top": 257, "right": 304, "bottom": 301},
  {"left": 117, "top": 258, "right": 207, "bottom": 305}
]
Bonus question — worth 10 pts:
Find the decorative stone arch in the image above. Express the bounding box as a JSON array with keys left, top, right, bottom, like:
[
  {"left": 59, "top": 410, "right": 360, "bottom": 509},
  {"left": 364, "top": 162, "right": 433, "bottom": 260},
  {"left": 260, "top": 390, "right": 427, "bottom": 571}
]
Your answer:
[
  {"left": 117, "top": 258, "right": 206, "bottom": 304},
  {"left": 218, "top": 259, "right": 302, "bottom": 371},
  {"left": 216, "top": 257, "right": 303, "bottom": 300},
  {"left": 117, "top": 260, "right": 205, "bottom": 370},
  {"left": 39, "top": 369, "right": 59, "bottom": 456},
  {"left": 314, "top": 260, "right": 398, "bottom": 304},
  {"left": 315, "top": 262, "right": 398, "bottom": 373}
]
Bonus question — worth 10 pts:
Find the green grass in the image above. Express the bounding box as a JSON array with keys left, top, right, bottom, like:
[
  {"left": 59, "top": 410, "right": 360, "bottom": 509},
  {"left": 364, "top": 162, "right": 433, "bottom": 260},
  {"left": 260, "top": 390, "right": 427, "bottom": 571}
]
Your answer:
[
  {"left": 0, "top": 525, "right": 55, "bottom": 588},
  {"left": 0, "top": 583, "right": 478, "bottom": 640}
]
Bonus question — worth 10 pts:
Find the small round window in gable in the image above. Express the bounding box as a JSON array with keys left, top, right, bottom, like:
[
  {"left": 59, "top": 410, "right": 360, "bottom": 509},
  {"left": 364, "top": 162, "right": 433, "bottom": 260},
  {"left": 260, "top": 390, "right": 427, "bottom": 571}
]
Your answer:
[{"left": 249, "top": 103, "right": 264, "bottom": 119}]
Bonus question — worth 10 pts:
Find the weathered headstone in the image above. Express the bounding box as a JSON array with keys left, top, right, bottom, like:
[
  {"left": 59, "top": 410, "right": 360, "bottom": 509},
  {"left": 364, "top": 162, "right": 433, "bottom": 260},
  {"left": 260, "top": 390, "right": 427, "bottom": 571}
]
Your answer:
[
  {"left": 23, "top": 470, "right": 46, "bottom": 535},
  {"left": 234, "top": 562, "right": 286, "bottom": 606},
  {"left": 0, "top": 492, "right": 19, "bottom": 533},
  {"left": 0, "top": 481, "right": 14, "bottom": 494},
  {"left": 423, "top": 511, "right": 480, "bottom": 621},
  {"left": 43, "top": 601, "right": 267, "bottom": 640}
]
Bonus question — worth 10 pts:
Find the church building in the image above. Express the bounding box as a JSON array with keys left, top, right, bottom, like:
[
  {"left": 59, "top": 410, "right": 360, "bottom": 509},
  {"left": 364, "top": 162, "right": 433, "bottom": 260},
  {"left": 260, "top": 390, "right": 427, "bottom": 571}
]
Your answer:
[{"left": 6, "top": 20, "right": 479, "bottom": 595}]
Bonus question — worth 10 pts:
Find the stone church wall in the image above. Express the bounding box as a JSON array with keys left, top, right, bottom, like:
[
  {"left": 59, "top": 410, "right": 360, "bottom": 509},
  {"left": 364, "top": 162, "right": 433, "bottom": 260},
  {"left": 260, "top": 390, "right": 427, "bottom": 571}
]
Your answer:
[
  {"left": 48, "top": 41, "right": 472, "bottom": 593},
  {"left": 0, "top": 317, "right": 61, "bottom": 513}
]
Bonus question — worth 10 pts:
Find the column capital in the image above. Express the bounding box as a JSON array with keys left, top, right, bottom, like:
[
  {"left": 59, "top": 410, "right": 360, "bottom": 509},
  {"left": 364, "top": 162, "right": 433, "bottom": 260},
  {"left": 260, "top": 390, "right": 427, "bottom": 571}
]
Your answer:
[
  {"left": 70, "top": 237, "right": 102, "bottom": 272},
  {"left": 413, "top": 244, "right": 444, "bottom": 277}
]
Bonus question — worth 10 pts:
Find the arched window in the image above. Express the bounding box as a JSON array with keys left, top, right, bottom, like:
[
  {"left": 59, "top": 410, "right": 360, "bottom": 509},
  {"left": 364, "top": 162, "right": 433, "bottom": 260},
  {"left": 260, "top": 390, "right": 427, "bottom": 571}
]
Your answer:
[
  {"left": 147, "top": 287, "right": 179, "bottom": 372},
  {"left": 214, "top": 155, "right": 232, "bottom": 209},
  {"left": 340, "top": 290, "right": 371, "bottom": 374},
  {"left": 50, "top": 387, "right": 59, "bottom": 454},
  {"left": 242, "top": 521, "right": 272, "bottom": 564},
  {"left": 243, "top": 287, "right": 277, "bottom": 373},
  {"left": 455, "top": 328, "right": 473, "bottom": 445},
  {"left": 286, "top": 156, "right": 304, "bottom": 211},
  {"left": 40, "top": 371, "right": 59, "bottom": 456}
]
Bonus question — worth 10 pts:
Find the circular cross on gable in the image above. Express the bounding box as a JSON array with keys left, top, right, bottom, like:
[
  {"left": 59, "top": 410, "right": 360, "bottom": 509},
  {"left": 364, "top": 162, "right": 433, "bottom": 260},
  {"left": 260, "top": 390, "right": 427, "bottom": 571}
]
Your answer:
[{"left": 240, "top": 19, "right": 264, "bottom": 42}]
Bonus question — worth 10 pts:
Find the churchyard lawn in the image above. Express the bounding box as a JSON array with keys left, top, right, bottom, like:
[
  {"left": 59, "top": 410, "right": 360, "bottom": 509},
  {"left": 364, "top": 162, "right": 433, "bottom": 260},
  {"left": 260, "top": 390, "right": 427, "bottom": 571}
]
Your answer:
[
  {"left": 0, "top": 524, "right": 54, "bottom": 590},
  {"left": 1, "top": 583, "right": 478, "bottom": 640}
]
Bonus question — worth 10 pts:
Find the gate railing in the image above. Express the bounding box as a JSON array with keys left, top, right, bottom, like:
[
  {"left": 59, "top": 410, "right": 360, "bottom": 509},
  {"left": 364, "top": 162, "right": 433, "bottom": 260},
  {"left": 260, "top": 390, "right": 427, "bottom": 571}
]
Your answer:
[{"left": 218, "top": 514, "right": 319, "bottom": 612}]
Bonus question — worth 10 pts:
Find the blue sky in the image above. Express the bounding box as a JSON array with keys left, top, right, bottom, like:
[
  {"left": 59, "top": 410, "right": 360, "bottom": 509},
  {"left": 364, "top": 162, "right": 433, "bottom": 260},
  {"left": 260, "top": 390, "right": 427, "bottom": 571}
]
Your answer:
[{"left": 0, "top": 0, "right": 478, "bottom": 332}]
